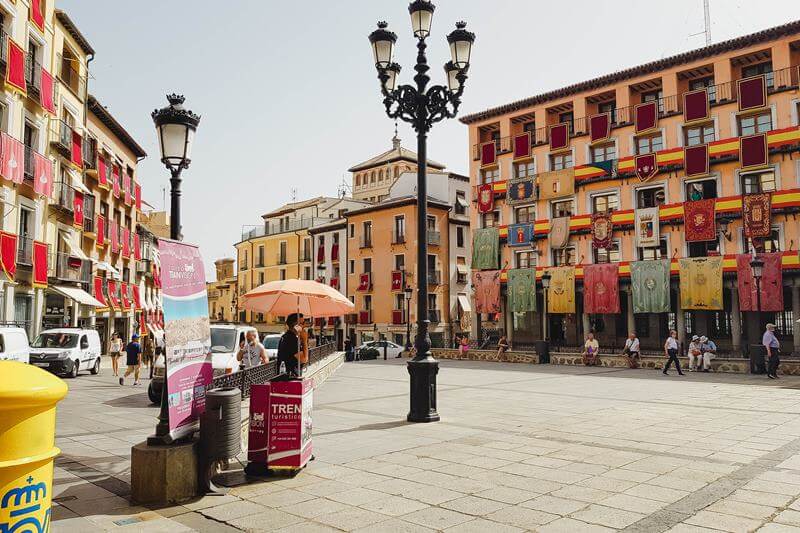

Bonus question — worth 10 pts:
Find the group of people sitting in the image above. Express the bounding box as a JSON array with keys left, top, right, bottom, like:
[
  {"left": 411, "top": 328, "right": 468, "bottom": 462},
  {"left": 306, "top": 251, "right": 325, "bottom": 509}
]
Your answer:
[{"left": 580, "top": 331, "right": 718, "bottom": 373}]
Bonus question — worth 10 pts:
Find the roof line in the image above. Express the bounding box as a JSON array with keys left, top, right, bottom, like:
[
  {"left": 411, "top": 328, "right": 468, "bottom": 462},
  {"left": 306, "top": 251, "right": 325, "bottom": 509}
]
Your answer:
[
  {"left": 55, "top": 10, "right": 95, "bottom": 56},
  {"left": 88, "top": 95, "right": 147, "bottom": 159},
  {"left": 460, "top": 19, "right": 800, "bottom": 125}
]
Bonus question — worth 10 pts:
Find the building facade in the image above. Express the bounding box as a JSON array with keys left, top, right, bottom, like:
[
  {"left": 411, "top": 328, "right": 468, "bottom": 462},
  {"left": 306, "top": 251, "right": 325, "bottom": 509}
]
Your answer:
[
  {"left": 462, "top": 21, "right": 800, "bottom": 354},
  {"left": 207, "top": 258, "right": 237, "bottom": 323},
  {"left": 309, "top": 219, "right": 347, "bottom": 348}
]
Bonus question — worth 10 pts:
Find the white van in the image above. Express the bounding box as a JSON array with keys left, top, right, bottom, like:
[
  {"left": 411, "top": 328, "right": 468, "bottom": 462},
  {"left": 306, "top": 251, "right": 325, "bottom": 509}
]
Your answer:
[
  {"left": 29, "top": 328, "right": 103, "bottom": 378},
  {"left": 0, "top": 326, "right": 31, "bottom": 363}
]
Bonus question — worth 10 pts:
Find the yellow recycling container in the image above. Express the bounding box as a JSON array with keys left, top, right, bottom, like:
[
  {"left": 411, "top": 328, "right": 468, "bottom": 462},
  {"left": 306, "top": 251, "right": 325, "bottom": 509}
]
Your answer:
[{"left": 0, "top": 361, "right": 68, "bottom": 533}]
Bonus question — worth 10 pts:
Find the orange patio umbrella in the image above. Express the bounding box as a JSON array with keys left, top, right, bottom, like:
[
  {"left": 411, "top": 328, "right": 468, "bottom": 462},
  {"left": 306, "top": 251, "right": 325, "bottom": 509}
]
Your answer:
[{"left": 240, "top": 279, "right": 354, "bottom": 318}]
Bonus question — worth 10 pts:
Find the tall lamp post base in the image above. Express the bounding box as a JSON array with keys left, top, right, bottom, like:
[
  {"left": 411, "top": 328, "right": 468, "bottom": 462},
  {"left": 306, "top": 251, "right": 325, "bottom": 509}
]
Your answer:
[{"left": 407, "top": 358, "right": 440, "bottom": 422}]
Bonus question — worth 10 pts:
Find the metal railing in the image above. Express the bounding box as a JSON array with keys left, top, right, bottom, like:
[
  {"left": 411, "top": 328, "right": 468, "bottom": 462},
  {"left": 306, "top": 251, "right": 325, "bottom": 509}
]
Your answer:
[
  {"left": 359, "top": 235, "right": 373, "bottom": 249},
  {"left": 52, "top": 181, "right": 75, "bottom": 211},
  {"left": 0, "top": 28, "right": 7, "bottom": 72},
  {"left": 16, "top": 235, "right": 35, "bottom": 266},
  {"left": 57, "top": 53, "right": 86, "bottom": 99},
  {"left": 241, "top": 217, "right": 331, "bottom": 241},
  {"left": 428, "top": 310, "right": 441, "bottom": 323},
  {"left": 207, "top": 342, "right": 335, "bottom": 399},
  {"left": 83, "top": 196, "right": 95, "bottom": 233},
  {"left": 23, "top": 145, "right": 34, "bottom": 182},
  {"left": 427, "top": 230, "right": 441, "bottom": 246},
  {"left": 392, "top": 231, "right": 406, "bottom": 244},
  {"left": 54, "top": 252, "right": 91, "bottom": 285},
  {"left": 427, "top": 270, "right": 441, "bottom": 285},
  {"left": 83, "top": 137, "right": 97, "bottom": 170},
  {"left": 50, "top": 119, "right": 73, "bottom": 153}
]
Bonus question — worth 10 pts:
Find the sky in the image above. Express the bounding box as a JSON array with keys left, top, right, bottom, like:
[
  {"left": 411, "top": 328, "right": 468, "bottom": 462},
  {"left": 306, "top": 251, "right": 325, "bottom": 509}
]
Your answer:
[{"left": 59, "top": 0, "right": 800, "bottom": 281}]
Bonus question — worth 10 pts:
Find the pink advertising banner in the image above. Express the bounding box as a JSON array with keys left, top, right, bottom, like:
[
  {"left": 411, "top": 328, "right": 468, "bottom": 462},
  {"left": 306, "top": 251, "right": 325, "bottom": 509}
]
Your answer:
[
  {"left": 268, "top": 379, "right": 313, "bottom": 470},
  {"left": 159, "top": 239, "right": 213, "bottom": 440}
]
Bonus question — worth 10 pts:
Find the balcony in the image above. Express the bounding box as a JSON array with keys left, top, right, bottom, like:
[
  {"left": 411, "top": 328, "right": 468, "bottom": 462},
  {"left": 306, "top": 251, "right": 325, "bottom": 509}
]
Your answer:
[
  {"left": 392, "top": 232, "right": 406, "bottom": 245},
  {"left": 57, "top": 53, "right": 86, "bottom": 100},
  {"left": 277, "top": 253, "right": 288, "bottom": 265},
  {"left": 16, "top": 235, "right": 35, "bottom": 266},
  {"left": 392, "top": 309, "right": 406, "bottom": 325},
  {"left": 50, "top": 119, "right": 73, "bottom": 156},
  {"left": 136, "top": 258, "right": 150, "bottom": 275},
  {"left": 330, "top": 277, "right": 340, "bottom": 290},
  {"left": 427, "top": 230, "right": 441, "bottom": 246},
  {"left": 83, "top": 137, "right": 97, "bottom": 173},
  {"left": 24, "top": 52, "right": 41, "bottom": 101},
  {"left": 240, "top": 217, "right": 331, "bottom": 241},
  {"left": 51, "top": 181, "right": 75, "bottom": 213},
  {"left": 82, "top": 196, "right": 95, "bottom": 235},
  {"left": 331, "top": 244, "right": 339, "bottom": 262},
  {"left": 240, "top": 260, "right": 248, "bottom": 271},
  {"left": 53, "top": 252, "right": 91, "bottom": 287},
  {"left": 0, "top": 28, "right": 7, "bottom": 76},
  {"left": 428, "top": 309, "right": 441, "bottom": 323},
  {"left": 359, "top": 235, "right": 373, "bottom": 249},
  {"left": 23, "top": 145, "right": 35, "bottom": 184},
  {"left": 358, "top": 310, "right": 373, "bottom": 325},
  {"left": 427, "top": 271, "right": 441, "bottom": 285}
]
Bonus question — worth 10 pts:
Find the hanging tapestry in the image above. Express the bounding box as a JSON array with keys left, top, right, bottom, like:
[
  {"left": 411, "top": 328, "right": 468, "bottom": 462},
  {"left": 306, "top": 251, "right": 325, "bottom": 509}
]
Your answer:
[
  {"left": 40, "top": 68, "right": 56, "bottom": 114},
  {"left": 630, "top": 260, "right": 671, "bottom": 314},
  {"left": 589, "top": 113, "right": 611, "bottom": 143},
  {"left": 476, "top": 184, "right": 494, "bottom": 214},
  {"left": 684, "top": 199, "right": 717, "bottom": 242},
  {"left": 32, "top": 240, "right": 48, "bottom": 288},
  {"left": 1, "top": 133, "right": 24, "bottom": 184},
  {"left": 583, "top": 263, "right": 620, "bottom": 314},
  {"left": 93, "top": 277, "right": 107, "bottom": 308},
  {"left": 96, "top": 216, "right": 105, "bottom": 248},
  {"left": 684, "top": 144, "right": 709, "bottom": 177},
  {"left": 634, "top": 101, "right": 658, "bottom": 133},
  {"left": 507, "top": 177, "right": 535, "bottom": 204},
  {"left": 742, "top": 193, "right": 771, "bottom": 238},
  {"left": 591, "top": 212, "right": 613, "bottom": 250},
  {"left": 547, "top": 266, "right": 575, "bottom": 314},
  {"left": 513, "top": 132, "right": 531, "bottom": 160},
  {"left": 738, "top": 75, "right": 766, "bottom": 111},
  {"left": 736, "top": 253, "right": 783, "bottom": 312},
  {"left": 549, "top": 216, "right": 570, "bottom": 250},
  {"left": 634, "top": 207, "right": 660, "bottom": 248},
  {"left": 472, "top": 270, "right": 501, "bottom": 314},
  {"left": 634, "top": 153, "right": 658, "bottom": 182},
  {"left": 481, "top": 142, "right": 496, "bottom": 166},
  {"left": 73, "top": 191, "right": 84, "bottom": 229},
  {"left": 5, "top": 38, "right": 26, "bottom": 94},
  {"left": 507, "top": 268, "right": 537, "bottom": 312},
  {"left": 391, "top": 270, "right": 403, "bottom": 291},
  {"left": 740, "top": 133, "right": 768, "bottom": 169},
  {"left": 472, "top": 227, "right": 499, "bottom": 270},
  {"left": 33, "top": 150, "right": 53, "bottom": 197},
  {"left": 538, "top": 168, "right": 574, "bottom": 200},
  {"left": 585, "top": 159, "right": 616, "bottom": 178},
  {"left": 679, "top": 257, "right": 723, "bottom": 310},
  {"left": 549, "top": 123, "right": 569, "bottom": 151},
  {"left": 0, "top": 232, "right": 17, "bottom": 280},
  {"left": 683, "top": 88, "right": 709, "bottom": 123},
  {"left": 507, "top": 223, "right": 534, "bottom": 247}
]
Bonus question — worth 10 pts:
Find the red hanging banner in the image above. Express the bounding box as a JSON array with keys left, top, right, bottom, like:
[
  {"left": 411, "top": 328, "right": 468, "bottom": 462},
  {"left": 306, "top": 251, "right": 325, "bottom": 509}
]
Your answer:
[
  {"left": 736, "top": 253, "right": 783, "bottom": 312},
  {"left": 97, "top": 156, "right": 108, "bottom": 188},
  {"left": 122, "top": 227, "right": 130, "bottom": 258},
  {"left": 480, "top": 142, "right": 496, "bottom": 166},
  {"left": 737, "top": 75, "right": 767, "bottom": 111},
  {"left": 742, "top": 193, "right": 772, "bottom": 238},
  {"left": 5, "top": 38, "right": 26, "bottom": 94},
  {"left": 33, "top": 151, "right": 53, "bottom": 197},
  {"left": 112, "top": 165, "right": 120, "bottom": 197},
  {"left": 591, "top": 212, "right": 613, "bottom": 250},
  {"left": 123, "top": 174, "right": 132, "bottom": 205},
  {"left": 73, "top": 191, "right": 84, "bottom": 228},
  {"left": 634, "top": 101, "right": 658, "bottom": 133},
  {"left": 583, "top": 263, "right": 620, "bottom": 314},
  {"left": 134, "top": 233, "right": 141, "bottom": 260},
  {"left": 476, "top": 183, "right": 494, "bottom": 214},
  {"left": 0, "top": 232, "right": 17, "bottom": 280},
  {"left": 132, "top": 284, "right": 142, "bottom": 309},
  {"left": 93, "top": 277, "right": 107, "bottom": 307},
  {"left": 684, "top": 144, "right": 709, "bottom": 177},
  {"left": 32, "top": 240, "right": 48, "bottom": 288},
  {"left": 357, "top": 272, "right": 371, "bottom": 291},
  {"left": 740, "top": 133, "right": 768, "bottom": 169},
  {"left": 71, "top": 131, "right": 83, "bottom": 168},
  {"left": 96, "top": 215, "right": 105, "bottom": 248},
  {"left": 107, "top": 279, "right": 119, "bottom": 309},
  {"left": 391, "top": 270, "right": 403, "bottom": 291},
  {"left": 29, "top": 0, "right": 44, "bottom": 33},
  {"left": 513, "top": 132, "right": 531, "bottom": 160},
  {"left": 684, "top": 199, "right": 717, "bottom": 242},
  {"left": 134, "top": 183, "right": 142, "bottom": 210},
  {"left": 110, "top": 219, "right": 119, "bottom": 253},
  {"left": 683, "top": 89, "right": 709, "bottom": 123},
  {"left": 1, "top": 133, "right": 24, "bottom": 184},
  {"left": 40, "top": 68, "right": 56, "bottom": 114},
  {"left": 120, "top": 282, "right": 130, "bottom": 310},
  {"left": 634, "top": 153, "right": 658, "bottom": 182},
  {"left": 549, "top": 123, "right": 569, "bottom": 151},
  {"left": 589, "top": 113, "right": 611, "bottom": 143}
]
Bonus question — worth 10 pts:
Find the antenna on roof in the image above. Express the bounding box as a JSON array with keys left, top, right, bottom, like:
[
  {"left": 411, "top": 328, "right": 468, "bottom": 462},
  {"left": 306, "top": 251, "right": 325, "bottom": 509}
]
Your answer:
[
  {"left": 690, "top": 0, "right": 712, "bottom": 45},
  {"left": 290, "top": 188, "right": 297, "bottom": 202}
]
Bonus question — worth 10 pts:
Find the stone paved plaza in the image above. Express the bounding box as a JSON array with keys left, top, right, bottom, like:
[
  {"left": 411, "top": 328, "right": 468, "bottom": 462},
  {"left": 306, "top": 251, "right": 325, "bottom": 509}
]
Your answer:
[{"left": 51, "top": 357, "right": 800, "bottom": 532}]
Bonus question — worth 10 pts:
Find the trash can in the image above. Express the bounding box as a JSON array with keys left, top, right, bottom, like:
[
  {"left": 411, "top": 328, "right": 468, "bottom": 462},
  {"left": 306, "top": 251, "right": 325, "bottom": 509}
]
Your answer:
[
  {"left": 534, "top": 340, "right": 550, "bottom": 364},
  {"left": 0, "top": 361, "right": 68, "bottom": 533},
  {"left": 749, "top": 344, "right": 766, "bottom": 374}
]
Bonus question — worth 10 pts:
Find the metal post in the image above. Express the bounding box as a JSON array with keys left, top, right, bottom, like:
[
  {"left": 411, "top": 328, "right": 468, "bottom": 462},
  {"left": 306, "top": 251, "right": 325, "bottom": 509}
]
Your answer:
[
  {"left": 169, "top": 167, "right": 182, "bottom": 241},
  {"left": 755, "top": 275, "right": 762, "bottom": 333}
]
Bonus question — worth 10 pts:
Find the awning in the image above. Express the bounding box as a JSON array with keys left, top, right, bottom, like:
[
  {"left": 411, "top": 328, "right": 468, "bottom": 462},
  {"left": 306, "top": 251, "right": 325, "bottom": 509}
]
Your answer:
[
  {"left": 52, "top": 285, "right": 106, "bottom": 307},
  {"left": 60, "top": 231, "right": 89, "bottom": 260},
  {"left": 456, "top": 264, "right": 469, "bottom": 275},
  {"left": 457, "top": 294, "right": 472, "bottom": 313},
  {"left": 94, "top": 260, "right": 120, "bottom": 278},
  {"left": 456, "top": 196, "right": 469, "bottom": 208},
  {"left": 69, "top": 168, "right": 90, "bottom": 194}
]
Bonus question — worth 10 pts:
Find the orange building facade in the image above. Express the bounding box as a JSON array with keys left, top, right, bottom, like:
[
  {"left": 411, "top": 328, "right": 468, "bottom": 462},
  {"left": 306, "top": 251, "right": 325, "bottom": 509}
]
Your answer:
[{"left": 462, "top": 21, "right": 800, "bottom": 354}]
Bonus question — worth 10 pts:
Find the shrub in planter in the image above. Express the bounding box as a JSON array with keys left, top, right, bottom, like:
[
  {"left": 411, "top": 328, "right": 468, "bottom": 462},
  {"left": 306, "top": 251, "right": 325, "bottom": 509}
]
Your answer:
[{"left": 359, "top": 347, "right": 380, "bottom": 360}]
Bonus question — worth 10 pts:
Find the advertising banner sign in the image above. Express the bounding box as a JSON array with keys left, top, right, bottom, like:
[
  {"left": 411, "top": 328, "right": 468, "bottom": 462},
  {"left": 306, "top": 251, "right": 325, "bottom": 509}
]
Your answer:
[
  {"left": 159, "top": 239, "right": 213, "bottom": 440},
  {"left": 268, "top": 379, "right": 313, "bottom": 470},
  {"left": 248, "top": 384, "right": 271, "bottom": 465}
]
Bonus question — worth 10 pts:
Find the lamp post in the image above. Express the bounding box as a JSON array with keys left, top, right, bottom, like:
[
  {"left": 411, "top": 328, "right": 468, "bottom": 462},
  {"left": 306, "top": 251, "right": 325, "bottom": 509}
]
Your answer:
[
  {"left": 750, "top": 255, "right": 764, "bottom": 331},
  {"left": 404, "top": 285, "right": 413, "bottom": 351},
  {"left": 369, "top": 1, "right": 474, "bottom": 423},
  {"left": 148, "top": 94, "right": 200, "bottom": 445},
  {"left": 541, "top": 271, "right": 552, "bottom": 342}
]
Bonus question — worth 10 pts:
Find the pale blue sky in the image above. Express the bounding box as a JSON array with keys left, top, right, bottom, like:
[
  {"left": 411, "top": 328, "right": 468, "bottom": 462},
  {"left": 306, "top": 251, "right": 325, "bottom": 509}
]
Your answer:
[{"left": 59, "top": 0, "right": 799, "bottom": 280}]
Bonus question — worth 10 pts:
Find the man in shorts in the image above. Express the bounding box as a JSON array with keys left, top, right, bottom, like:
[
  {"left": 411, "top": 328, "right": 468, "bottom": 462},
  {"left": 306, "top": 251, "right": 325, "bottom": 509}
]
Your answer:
[{"left": 120, "top": 334, "right": 142, "bottom": 386}]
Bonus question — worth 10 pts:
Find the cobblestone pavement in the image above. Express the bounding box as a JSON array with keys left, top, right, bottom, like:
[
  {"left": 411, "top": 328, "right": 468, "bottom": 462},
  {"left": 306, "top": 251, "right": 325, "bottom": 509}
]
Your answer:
[{"left": 51, "top": 356, "right": 800, "bottom": 532}]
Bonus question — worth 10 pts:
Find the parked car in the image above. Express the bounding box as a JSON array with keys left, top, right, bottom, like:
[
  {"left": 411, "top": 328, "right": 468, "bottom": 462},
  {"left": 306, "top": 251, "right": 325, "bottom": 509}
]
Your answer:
[
  {"left": 357, "top": 340, "right": 404, "bottom": 359},
  {"left": 148, "top": 324, "right": 259, "bottom": 404},
  {"left": 0, "top": 326, "right": 31, "bottom": 364},
  {"left": 29, "top": 328, "right": 102, "bottom": 378},
  {"left": 261, "top": 334, "right": 281, "bottom": 360}
]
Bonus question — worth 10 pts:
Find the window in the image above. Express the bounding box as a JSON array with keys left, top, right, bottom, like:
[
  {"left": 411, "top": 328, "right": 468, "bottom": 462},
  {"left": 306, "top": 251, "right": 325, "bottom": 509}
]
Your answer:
[
  {"left": 689, "top": 76, "right": 716, "bottom": 103},
  {"left": 598, "top": 100, "right": 616, "bottom": 123},
  {"left": 363, "top": 258, "right": 372, "bottom": 273},
  {"left": 481, "top": 168, "right": 500, "bottom": 183},
  {"left": 482, "top": 210, "right": 500, "bottom": 228},
  {"left": 515, "top": 205, "right": 536, "bottom": 223},
  {"left": 278, "top": 241, "right": 287, "bottom": 264},
  {"left": 523, "top": 121, "right": 536, "bottom": 137},
  {"left": 550, "top": 152, "right": 573, "bottom": 170},
  {"left": 364, "top": 295, "right": 372, "bottom": 310},
  {"left": 455, "top": 191, "right": 467, "bottom": 215},
  {"left": 258, "top": 272, "right": 265, "bottom": 285},
  {"left": 642, "top": 89, "right": 664, "bottom": 114},
  {"left": 593, "top": 240, "right": 621, "bottom": 263},
  {"left": 456, "top": 256, "right": 467, "bottom": 284},
  {"left": 428, "top": 294, "right": 437, "bottom": 310},
  {"left": 394, "top": 254, "right": 405, "bottom": 271},
  {"left": 744, "top": 226, "right": 781, "bottom": 254},
  {"left": 257, "top": 245, "right": 264, "bottom": 266},
  {"left": 395, "top": 293, "right": 405, "bottom": 310},
  {"left": 362, "top": 221, "right": 372, "bottom": 246},
  {"left": 636, "top": 134, "right": 663, "bottom": 155},
  {"left": 638, "top": 237, "right": 669, "bottom": 261},
  {"left": 349, "top": 224, "right": 354, "bottom": 238},
  {"left": 591, "top": 192, "right": 619, "bottom": 213},
  {"left": 636, "top": 186, "right": 666, "bottom": 209},
  {"left": 774, "top": 311, "right": 795, "bottom": 336},
  {"left": 552, "top": 246, "right": 576, "bottom": 266},
  {"left": 551, "top": 199, "right": 574, "bottom": 218},
  {"left": 591, "top": 143, "right": 616, "bottom": 163},
  {"left": 558, "top": 111, "right": 574, "bottom": 134},
  {"left": 302, "top": 238, "right": 311, "bottom": 261},
  {"left": 688, "top": 238, "right": 720, "bottom": 258},
  {"left": 456, "top": 226, "right": 465, "bottom": 248},
  {"left": 742, "top": 62, "right": 774, "bottom": 88},
  {"left": 684, "top": 123, "right": 715, "bottom": 146},
  {"left": 426, "top": 215, "right": 436, "bottom": 232},
  {"left": 741, "top": 169, "right": 776, "bottom": 194},
  {"left": 738, "top": 112, "right": 772, "bottom": 136},
  {"left": 514, "top": 160, "right": 536, "bottom": 179},
  {"left": 304, "top": 266, "right": 311, "bottom": 280},
  {"left": 515, "top": 250, "right": 537, "bottom": 268},
  {"left": 348, "top": 259, "right": 354, "bottom": 274},
  {"left": 393, "top": 215, "right": 405, "bottom": 242},
  {"left": 279, "top": 269, "right": 286, "bottom": 280},
  {"left": 710, "top": 311, "right": 732, "bottom": 337},
  {"left": 686, "top": 178, "right": 717, "bottom": 201}
]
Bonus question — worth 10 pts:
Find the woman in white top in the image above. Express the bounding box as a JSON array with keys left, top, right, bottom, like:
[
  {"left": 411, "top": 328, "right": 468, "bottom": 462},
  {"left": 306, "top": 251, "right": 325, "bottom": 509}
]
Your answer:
[
  {"left": 663, "top": 329, "right": 684, "bottom": 376},
  {"left": 109, "top": 333, "right": 123, "bottom": 377}
]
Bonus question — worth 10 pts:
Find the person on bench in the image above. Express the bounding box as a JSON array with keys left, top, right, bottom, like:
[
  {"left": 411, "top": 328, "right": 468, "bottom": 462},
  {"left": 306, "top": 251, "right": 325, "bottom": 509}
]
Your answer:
[
  {"left": 582, "top": 332, "right": 600, "bottom": 366},
  {"left": 687, "top": 335, "right": 702, "bottom": 372},
  {"left": 698, "top": 336, "right": 716, "bottom": 372},
  {"left": 623, "top": 332, "right": 640, "bottom": 369}
]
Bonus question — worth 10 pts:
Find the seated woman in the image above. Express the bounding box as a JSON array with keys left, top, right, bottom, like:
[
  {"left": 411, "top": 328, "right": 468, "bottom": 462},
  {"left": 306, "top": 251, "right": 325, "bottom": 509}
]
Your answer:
[
  {"left": 496, "top": 335, "right": 509, "bottom": 358},
  {"left": 581, "top": 332, "right": 600, "bottom": 366}
]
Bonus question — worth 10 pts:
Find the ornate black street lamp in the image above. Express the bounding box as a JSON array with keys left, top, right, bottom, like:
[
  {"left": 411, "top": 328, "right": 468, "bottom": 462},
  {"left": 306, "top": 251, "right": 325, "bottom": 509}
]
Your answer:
[
  {"left": 404, "top": 285, "right": 413, "bottom": 351},
  {"left": 541, "top": 271, "right": 552, "bottom": 342},
  {"left": 368, "top": 1, "right": 474, "bottom": 423},
  {"left": 148, "top": 94, "right": 200, "bottom": 445}
]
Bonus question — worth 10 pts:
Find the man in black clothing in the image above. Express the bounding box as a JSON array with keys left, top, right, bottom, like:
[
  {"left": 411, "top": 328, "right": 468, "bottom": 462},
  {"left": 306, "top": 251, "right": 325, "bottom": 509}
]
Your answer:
[{"left": 278, "top": 313, "right": 308, "bottom": 377}]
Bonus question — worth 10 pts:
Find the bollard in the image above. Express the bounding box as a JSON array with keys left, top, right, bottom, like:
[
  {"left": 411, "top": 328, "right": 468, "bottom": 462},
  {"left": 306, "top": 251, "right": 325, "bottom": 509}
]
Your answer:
[{"left": 0, "top": 361, "right": 68, "bottom": 533}]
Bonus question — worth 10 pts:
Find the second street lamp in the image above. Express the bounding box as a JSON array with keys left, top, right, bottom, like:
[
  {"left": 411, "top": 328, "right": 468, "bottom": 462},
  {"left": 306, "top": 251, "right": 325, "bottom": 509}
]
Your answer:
[{"left": 368, "top": 2, "right": 474, "bottom": 423}]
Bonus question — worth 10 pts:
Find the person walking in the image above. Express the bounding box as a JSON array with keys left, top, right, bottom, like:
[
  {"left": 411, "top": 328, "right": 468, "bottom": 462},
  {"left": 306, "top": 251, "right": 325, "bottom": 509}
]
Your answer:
[
  {"left": 237, "top": 330, "right": 268, "bottom": 369},
  {"left": 582, "top": 332, "right": 600, "bottom": 366},
  {"left": 109, "top": 332, "right": 123, "bottom": 377},
  {"left": 763, "top": 323, "right": 781, "bottom": 379},
  {"left": 687, "top": 335, "right": 702, "bottom": 371},
  {"left": 142, "top": 335, "right": 155, "bottom": 379},
  {"left": 623, "top": 332, "right": 641, "bottom": 368},
  {"left": 663, "top": 329, "right": 684, "bottom": 376},
  {"left": 119, "top": 334, "right": 142, "bottom": 386}
]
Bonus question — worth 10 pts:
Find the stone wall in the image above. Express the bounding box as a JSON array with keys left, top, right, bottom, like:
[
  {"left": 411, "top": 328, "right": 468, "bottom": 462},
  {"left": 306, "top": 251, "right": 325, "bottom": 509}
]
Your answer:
[
  {"left": 432, "top": 348, "right": 539, "bottom": 364},
  {"left": 549, "top": 352, "right": 800, "bottom": 375}
]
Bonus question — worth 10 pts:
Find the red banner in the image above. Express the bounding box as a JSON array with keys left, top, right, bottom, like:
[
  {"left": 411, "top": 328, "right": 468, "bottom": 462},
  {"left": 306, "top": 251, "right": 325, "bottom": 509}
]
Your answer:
[
  {"left": 96, "top": 216, "right": 105, "bottom": 247},
  {"left": 684, "top": 144, "right": 709, "bottom": 177},
  {"left": 112, "top": 165, "right": 120, "bottom": 197},
  {"left": 120, "top": 282, "right": 130, "bottom": 310},
  {"left": 549, "top": 123, "right": 569, "bottom": 151},
  {"left": 634, "top": 101, "right": 658, "bottom": 133},
  {"left": 589, "top": 113, "right": 610, "bottom": 143},
  {"left": 684, "top": 199, "right": 717, "bottom": 242},
  {"left": 1, "top": 133, "right": 24, "bottom": 184},
  {"left": 32, "top": 240, "right": 48, "bottom": 288},
  {"left": 73, "top": 191, "right": 84, "bottom": 228},
  {"left": 316, "top": 244, "right": 324, "bottom": 263},
  {"left": 134, "top": 233, "right": 141, "bottom": 260},
  {"left": 122, "top": 227, "right": 130, "bottom": 258},
  {"left": 29, "top": 0, "right": 44, "bottom": 32},
  {"left": 134, "top": 183, "right": 142, "bottom": 210},
  {"left": 358, "top": 272, "right": 371, "bottom": 291},
  {"left": 740, "top": 133, "right": 768, "bottom": 169},
  {"left": 392, "top": 310, "right": 405, "bottom": 324},
  {"left": 40, "top": 68, "right": 56, "bottom": 114},
  {"left": 330, "top": 277, "right": 339, "bottom": 290},
  {"left": 738, "top": 75, "right": 766, "bottom": 111},
  {"left": 0, "top": 232, "right": 17, "bottom": 280},
  {"left": 513, "top": 132, "right": 530, "bottom": 159},
  {"left": 97, "top": 156, "right": 108, "bottom": 188},
  {"left": 583, "top": 263, "right": 620, "bottom": 314},
  {"left": 742, "top": 193, "right": 772, "bottom": 238},
  {"left": 123, "top": 174, "right": 132, "bottom": 205},
  {"left": 591, "top": 212, "right": 613, "bottom": 249},
  {"left": 32, "top": 150, "right": 53, "bottom": 197},
  {"left": 94, "top": 277, "right": 107, "bottom": 307},
  {"left": 477, "top": 183, "right": 494, "bottom": 214},
  {"left": 737, "top": 253, "right": 783, "bottom": 311},
  {"left": 267, "top": 380, "right": 313, "bottom": 469},
  {"left": 107, "top": 279, "right": 119, "bottom": 309},
  {"left": 634, "top": 153, "right": 658, "bottom": 182},
  {"left": 71, "top": 131, "right": 83, "bottom": 168},
  {"left": 480, "top": 142, "right": 496, "bottom": 166},
  {"left": 472, "top": 270, "right": 501, "bottom": 314},
  {"left": 110, "top": 219, "right": 118, "bottom": 253},
  {"left": 132, "top": 285, "right": 141, "bottom": 310},
  {"left": 683, "top": 89, "right": 709, "bottom": 123},
  {"left": 391, "top": 270, "right": 403, "bottom": 291},
  {"left": 5, "top": 38, "right": 26, "bottom": 94}
]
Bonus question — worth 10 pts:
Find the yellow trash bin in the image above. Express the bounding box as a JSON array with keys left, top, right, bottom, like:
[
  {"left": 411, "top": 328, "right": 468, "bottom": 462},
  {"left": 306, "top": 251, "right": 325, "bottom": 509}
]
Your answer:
[{"left": 0, "top": 361, "right": 68, "bottom": 533}]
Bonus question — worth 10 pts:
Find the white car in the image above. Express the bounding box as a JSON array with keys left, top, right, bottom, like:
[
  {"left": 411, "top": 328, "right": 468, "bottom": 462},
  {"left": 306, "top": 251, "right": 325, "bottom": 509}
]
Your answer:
[
  {"left": 261, "top": 334, "right": 281, "bottom": 360},
  {"left": 0, "top": 326, "right": 31, "bottom": 364},
  {"left": 357, "top": 340, "right": 405, "bottom": 359},
  {"left": 28, "top": 328, "right": 102, "bottom": 378}
]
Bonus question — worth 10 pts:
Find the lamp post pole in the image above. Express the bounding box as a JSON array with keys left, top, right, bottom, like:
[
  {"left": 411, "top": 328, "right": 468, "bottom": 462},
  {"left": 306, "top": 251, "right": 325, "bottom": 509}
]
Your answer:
[
  {"left": 369, "top": 1, "right": 474, "bottom": 423},
  {"left": 169, "top": 168, "right": 182, "bottom": 241},
  {"left": 405, "top": 286, "right": 413, "bottom": 351},
  {"left": 541, "top": 272, "right": 551, "bottom": 342}
]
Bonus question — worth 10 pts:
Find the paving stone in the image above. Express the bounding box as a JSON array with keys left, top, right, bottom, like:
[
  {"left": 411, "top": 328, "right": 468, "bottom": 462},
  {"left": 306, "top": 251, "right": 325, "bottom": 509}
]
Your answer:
[
  {"left": 228, "top": 507, "right": 305, "bottom": 531},
  {"left": 729, "top": 489, "right": 794, "bottom": 508},
  {"left": 442, "top": 517, "right": 524, "bottom": 533},
  {"left": 402, "top": 507, "right": 474, "bottom": 530},
  {"left": 475, "top": 486, "right": 538, "bottom": 504},
  {"left": 277, "top": 497, "right": 350, "bottom": 519},
  {"left": 326, "top": 487, "right": 388, "bottom": 506},
  {"left": 598, "top": 493, "right": 667, "bottom": 514},
  {"left": 315, "top": 507, "right": 390, "bottom": 531},
  {"left": 440, "top": 495, "right": 509, "bottom": 516},
  {"left": 623, "top": 484, "right": 689, "bottom": 503},
  {"left": 775, "top": 509, "right": 800, "bottom": 526},
  {"left": 182, "top": 494, "right": 242, "bottom": 511},
  {"left": 274, "top": 522, "right": 342, "bottom": 533},
  {"left": 706, "top": 498, "right": 777, "bottom": 520},
  {"left": 171, "top": 511, "right": 242, "bottom": 532},
  {"left": 550, "top": 485, "right": 614, "bottom": 503},
  {"left": 522, "top": 494, "right": 589, "bottom": 515},
  {"left": 535, "top": 517, "right": 616, "bottom": 532},
  {"left": 570, "top": 504, "right": 646, "bottom": 529},
  {"left": 484, "top": 505, "right": 560, "bottom": 528},
  {"left": 684, "top": 510, "right": 764, "bottom": 533},
  {"left": 250, "top": 488, "right": 317, "bottom": 507},
  {"left": 198, "top": 500, "right": 265, "bottom": 521},
  {"left": 757, "top": 524, "right": 800, "bottom": 533},
  {"left": 351, "top": 518, "right": 436, "bottom": 532},
  {"left": 360, "top": 495, "right": 429, "bottom": 516}
]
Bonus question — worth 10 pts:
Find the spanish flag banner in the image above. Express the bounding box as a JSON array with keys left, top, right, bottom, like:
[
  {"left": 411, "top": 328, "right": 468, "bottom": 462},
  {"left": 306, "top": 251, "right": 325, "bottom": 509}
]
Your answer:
[
  {"left": 679, "top": 257, "right": 723, "bottom": 310},
  {"left": 546, "top": 266, "right": 575, "bottom": 314}
]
